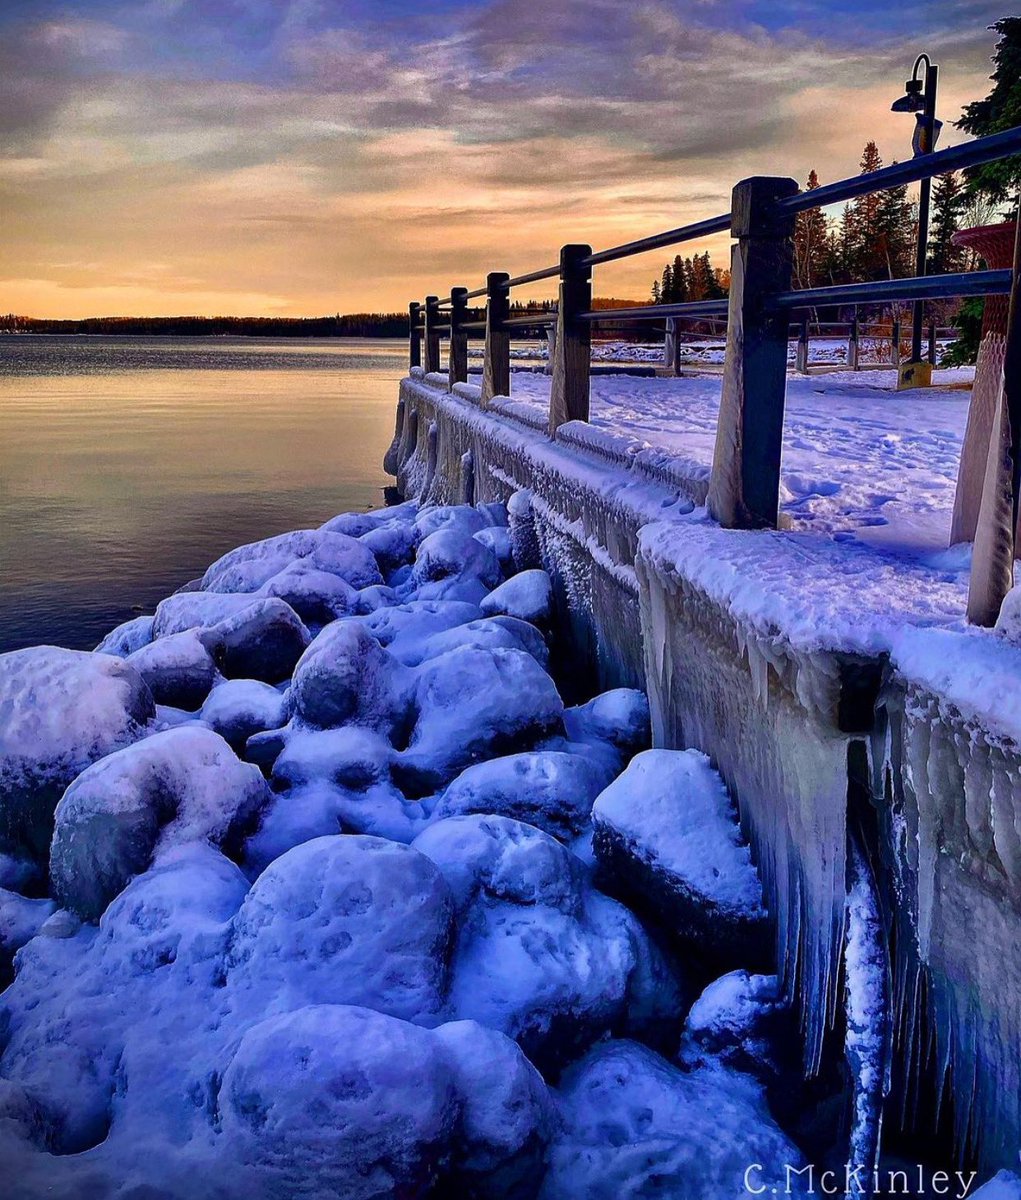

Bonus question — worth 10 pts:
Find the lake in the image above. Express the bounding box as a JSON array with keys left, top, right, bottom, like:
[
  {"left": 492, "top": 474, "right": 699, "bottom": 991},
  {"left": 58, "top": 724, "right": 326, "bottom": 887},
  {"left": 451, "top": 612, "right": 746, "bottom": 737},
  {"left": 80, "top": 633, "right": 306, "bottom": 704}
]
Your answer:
[{"left": 0, "top": 335, "right": 408, "bottom": 653}]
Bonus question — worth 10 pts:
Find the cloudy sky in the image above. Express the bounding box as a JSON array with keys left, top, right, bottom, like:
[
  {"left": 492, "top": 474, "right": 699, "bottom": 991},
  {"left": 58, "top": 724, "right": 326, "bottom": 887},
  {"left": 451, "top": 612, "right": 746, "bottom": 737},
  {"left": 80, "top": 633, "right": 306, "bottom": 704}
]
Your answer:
[{"left": 1, "top": 0, "right": 1009, "bottom": 317}]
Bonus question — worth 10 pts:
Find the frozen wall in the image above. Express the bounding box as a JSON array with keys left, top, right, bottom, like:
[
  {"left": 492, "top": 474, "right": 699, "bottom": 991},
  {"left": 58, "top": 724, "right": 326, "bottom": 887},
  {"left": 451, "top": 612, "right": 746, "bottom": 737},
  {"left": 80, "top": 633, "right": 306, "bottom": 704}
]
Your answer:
[{"left": 388, "top": 372, "right": 1021, "bottom": 1172}]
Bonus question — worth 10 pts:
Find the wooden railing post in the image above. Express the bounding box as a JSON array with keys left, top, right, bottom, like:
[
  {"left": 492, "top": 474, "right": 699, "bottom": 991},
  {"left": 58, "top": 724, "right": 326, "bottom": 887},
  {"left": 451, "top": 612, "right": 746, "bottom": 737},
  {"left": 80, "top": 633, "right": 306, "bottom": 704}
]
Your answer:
[
  {"left": 549, "top": 243, "right": 592, "bottom": 434},
  {"left": 424, "top": 295, "right": 440, "bottom": 375},
  {"left": 664, "top": 317, "right": 680, "bottom": 376},
  {"left": 967, "top": 206, "right": 1021, "bottom": 626},
  {"left": 891, "top": 317, "right": 901, "bottom": 369},
  {"left": 927, "top": 320, "right": 938, "bottom": 365},
  {"left": 708, "top": 176, "right": 798, "bottom": 530},
  {"left": 848, "top": 312, "right": 860, "bottom": 370},
  {"left": 795, "top": 315, "right": 810, "bottom": 374},
  {"left": 481, "top": 272, "right": 510, "bottom": 407},
  {"left": 408, "top": 302, "right": 421, "bottom": 371},
  {"left": 448, "top": 287, "right": 469, "bottom": 388}
]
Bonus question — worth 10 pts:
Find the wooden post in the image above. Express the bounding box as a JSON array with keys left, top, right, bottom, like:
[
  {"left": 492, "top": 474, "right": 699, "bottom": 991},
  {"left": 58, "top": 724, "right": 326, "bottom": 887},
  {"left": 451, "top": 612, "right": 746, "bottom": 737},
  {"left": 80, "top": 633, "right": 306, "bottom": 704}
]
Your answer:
[
  {"left": 928, "top": 321, "right": 938, "bottom": 366},
  {"left": 448, "top": 287, "right": 469, "bottom": 388},
  {"left": 795, "top": 315, "right": 810, "bottom": 374},
  {"left": 481, "top": 272, "right": 510, "bottom": 407},
  {"left": 890, "top": 318, "right": 901, "bottom": 369},
  {"left": 967, "top": 208, "right": 1021, "bottom": 626},
  {"left": 848, "top": 312, "right": 860, "bottom": 371},
  {"left": 664, "top": 317, "right": 680, "bottom": 376},
  {"left": 424, "top": 295, "right": 440, "bottom": 375},
  {"left": 549, "top": 243, "right": 592, "bottom": 434},
  {"left": 707, "top": 176, "right": 798, "bottom": 530},
  {"left": 408, "top": 302, "right": 421, "bottom": 371}
]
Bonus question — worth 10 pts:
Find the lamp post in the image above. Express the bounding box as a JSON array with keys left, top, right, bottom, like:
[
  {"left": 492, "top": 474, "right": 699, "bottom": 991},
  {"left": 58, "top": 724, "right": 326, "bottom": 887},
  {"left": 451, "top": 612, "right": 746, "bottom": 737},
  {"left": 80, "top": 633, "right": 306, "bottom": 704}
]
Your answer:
[{"left": 891, "top": 53, "right": 941, "bottom": 385}]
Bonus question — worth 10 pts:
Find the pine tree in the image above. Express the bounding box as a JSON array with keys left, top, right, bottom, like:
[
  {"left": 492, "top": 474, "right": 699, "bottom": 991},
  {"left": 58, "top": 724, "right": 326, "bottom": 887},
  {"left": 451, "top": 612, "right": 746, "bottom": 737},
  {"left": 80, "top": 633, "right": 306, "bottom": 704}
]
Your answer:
[
  {"left": 928, "top": 172, "right": 967, "bottom": 273},
  {"left": 793, "top": 169, "right": 829, "bottom": 289},
  {"left": 958, "top": 17, "right": 1021, "bottom": 208},
  {"left": 873, "top": 175, "right": 915, "bottom": 278},
  {"left": 661, "top": 263, "right": 673, "bottom": 304},
  {"left": 672, "top": 255, "right": 688, "bottom": 303},
  {"left": 651, "top": 279, "right": 661, "bottom": 303}
]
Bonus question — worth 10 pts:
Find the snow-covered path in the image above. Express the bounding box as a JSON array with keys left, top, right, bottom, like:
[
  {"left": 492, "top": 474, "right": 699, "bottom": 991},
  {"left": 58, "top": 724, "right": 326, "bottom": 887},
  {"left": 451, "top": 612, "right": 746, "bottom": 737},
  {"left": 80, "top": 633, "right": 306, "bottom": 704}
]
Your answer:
[{"left": 507, "top": 367, "right": 975, "bottom": 560}]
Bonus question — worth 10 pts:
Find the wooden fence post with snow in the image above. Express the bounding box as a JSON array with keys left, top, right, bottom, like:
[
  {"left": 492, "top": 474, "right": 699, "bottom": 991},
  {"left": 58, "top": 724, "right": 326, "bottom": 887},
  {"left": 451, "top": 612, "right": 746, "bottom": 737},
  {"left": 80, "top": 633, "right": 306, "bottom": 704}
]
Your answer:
[
  {"left": 549, "top": 243, "right": 592, "bottom": 435},
  {"left": 707, "top": 176, "right": 798, "bottom": 530},
  {"left": 928, "top": 321, "right": 937, "bottom": 366},
  {"left": 448, "top": 287, "right": 469, "bottom": 388},
  {"left": 967, "top": 210, "right": 1021, "bottom": 626},
  {"left": 795, "top": 316, "right": 810, "bottom": 374},
  {"left": 481, "top": 272, "right": 510, "bottom": 408},
  {"left": 424, "top": 295, "right": 441, "bottom": 375},
  {"left": 408, "top": 302, "right": 422, "bottom": 372},
  {"left": 848, "top": 313, "right": 860, "bottom": 370},
  {"left": 890, "top": 318, "right": 901, "bottom": 370},
  {"left": 664, "top": 317, "right": 680, "bottom": 376}
]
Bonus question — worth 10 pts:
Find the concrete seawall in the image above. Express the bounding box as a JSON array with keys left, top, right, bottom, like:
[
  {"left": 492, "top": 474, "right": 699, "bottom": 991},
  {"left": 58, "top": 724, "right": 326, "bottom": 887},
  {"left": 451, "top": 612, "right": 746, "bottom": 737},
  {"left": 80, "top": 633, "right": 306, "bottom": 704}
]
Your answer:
[{"left": 388, "top": 369, "right": 1021, "bottom": 1171}]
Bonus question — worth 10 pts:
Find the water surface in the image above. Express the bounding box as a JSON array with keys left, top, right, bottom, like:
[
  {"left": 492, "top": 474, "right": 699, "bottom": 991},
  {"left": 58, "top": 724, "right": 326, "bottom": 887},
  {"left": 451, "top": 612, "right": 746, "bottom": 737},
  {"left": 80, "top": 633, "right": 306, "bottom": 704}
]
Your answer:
[{"left": 0, "top": 336, "right": 406, "bottom": 652}]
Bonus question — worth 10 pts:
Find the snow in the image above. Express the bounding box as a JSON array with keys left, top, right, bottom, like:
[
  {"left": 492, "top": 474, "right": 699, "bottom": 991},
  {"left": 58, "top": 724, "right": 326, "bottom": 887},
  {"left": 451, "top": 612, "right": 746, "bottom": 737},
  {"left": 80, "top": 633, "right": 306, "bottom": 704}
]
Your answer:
[
  {"left": 593, "top": 749, "right": 764, "bottom": 914},
  {"left": 199, "top": 677, "right": 288, "bottom": 747},
  {"left": 126, "top": 627, "right": 220, "bottom": 708},
  {"left": 200, "top": 528, "right": 382, "bottom": 593},
  {"left": 480, "top": 568, "right": 554, "bottom": 624}
]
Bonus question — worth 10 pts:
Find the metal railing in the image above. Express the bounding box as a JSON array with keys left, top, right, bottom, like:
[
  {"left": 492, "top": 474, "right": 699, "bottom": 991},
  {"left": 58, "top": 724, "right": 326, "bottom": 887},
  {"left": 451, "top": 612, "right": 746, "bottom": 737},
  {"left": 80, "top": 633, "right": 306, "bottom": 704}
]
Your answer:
[{"left": 406, "top": 124, "right": 1021, "bottom": 623}]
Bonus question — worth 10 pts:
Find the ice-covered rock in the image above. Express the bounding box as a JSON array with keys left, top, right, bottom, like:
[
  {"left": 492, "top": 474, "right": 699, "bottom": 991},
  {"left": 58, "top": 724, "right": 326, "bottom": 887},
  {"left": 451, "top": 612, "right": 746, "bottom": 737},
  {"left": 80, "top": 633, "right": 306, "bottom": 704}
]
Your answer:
[
  {"left": 413, "top": 815, "right": 683, "bottom": 1068},
  {"left": 0, "top": 888, "right": 56, "bottom": 983},
  {"left": 321, "top": 499, "right": 418, "bottom": 537},
  {"left": 480, "top": 569, "right": 553, "bottom": 626},
  {"left": 409, "top": 616, "right": 549, "bottom": 670},
  {"left": 410, "top": 527, "right": 502, "bottom": 604},
  {"left": 257, "top": 560, "right": 358, "bottom": 624},
  {"left": 398, "top": 646, "right": 564, "bottom": 794},
  {"left": 0, "top": 647, "right": 154, "bottom": 859},
  {"left": 357, "top": 599, "right": 482, "bottom": 663},
  {"left": 414, "top": 505, "right": 491, "bottom": 540},
  {"left": 200, "top": 679, "right": 287, "bottom": 748},
  {"left": 359, "top": 521, "right": 419, "bottom": 575},
  {"left": 973, "top": 1172, "right": 1021, "bottom": 1199},
  {"left": 995, "top": 584, "right": 1021, "bottom": 646},
  {"left": 152, "top": 594, "right": 310, "bottom": 683},
  {"left": 95, "top": 615, "right": 154, "bottom": 657},
  {"left": 50, "top": 726, "right": 269, "bottom": 920},
  {"left": 592, "top": 749, "right": 769, "bottom": 969},
  {"left": 474, "top": 526, "right": 514, "bottom": 573},
  {"left": 541, "top": 1040, "right": 805, "bottom": 1199},
  {"left": 433, "top": 751, "right": 614, "bottom": 841},
  {"left": 219, "top": 1004, "right": 551, "bottom": 1200},
  {"left": 126, "top": 628, "right": 221, "bottom": 709},
  {"left": 564, "top": 688, "right": 651, "bottom": 760},
  {"left": 226, "top": 835, "right": 452, "bottom": 1023},
  {"left": 677, "top": 970, "right": 789, "bottom": 1084},
  {"left": 200, "top": 528, "right": 382, "bottom": 594},
  {"left": 289, "top": 621, "right": 413, "bottom": 733}
]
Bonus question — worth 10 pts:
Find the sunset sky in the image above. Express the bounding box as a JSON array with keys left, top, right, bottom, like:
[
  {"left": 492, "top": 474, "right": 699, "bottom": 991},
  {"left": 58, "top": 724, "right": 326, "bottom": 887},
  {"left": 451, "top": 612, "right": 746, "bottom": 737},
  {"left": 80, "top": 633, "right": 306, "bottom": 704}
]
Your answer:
[{"left": 1, "top": 0, "right": 1010, "bottom": 318}]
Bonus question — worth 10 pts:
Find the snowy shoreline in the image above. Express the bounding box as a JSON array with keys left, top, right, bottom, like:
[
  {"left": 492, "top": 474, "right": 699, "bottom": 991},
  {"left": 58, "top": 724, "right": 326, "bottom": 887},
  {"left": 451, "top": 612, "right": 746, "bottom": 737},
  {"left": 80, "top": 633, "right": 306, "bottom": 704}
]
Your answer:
[{"left": 0, "top": 497, "right": 814, "bottom": 1199}]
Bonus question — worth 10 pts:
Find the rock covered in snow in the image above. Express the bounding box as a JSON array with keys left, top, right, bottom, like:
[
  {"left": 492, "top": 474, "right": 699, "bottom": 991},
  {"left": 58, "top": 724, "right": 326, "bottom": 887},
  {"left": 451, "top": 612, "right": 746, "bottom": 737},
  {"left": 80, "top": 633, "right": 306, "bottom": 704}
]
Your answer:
[
  {"left": 592, "top": 749, "right": 769, "bottom": 969},
  {"left": 474, "top": 525, "right": 514, "bottom": 572},
  {"left": 257, "top": 560, "right": 358, "bottom": 624},
  {"left": 95, "top": 615, "right": 154, "bottom": 657},
  {"left": 0, "top": 648, "right": 154, "bottom": 859},
  {"left": 413, "top": 815, "right": 683, "bottom": 1068},
  {"left": 50, "top": 726, "right": 269, "bottom": 920},
  {"left": 126, "top": 628, "right": 221, "bottom": 709},
  {"left": 677, "top": 969, "right": 790, "bottom": 1085},
  {"left": 564, "top": 688, "right": 651, "bottom": 760},
  {"left": 226, "top": 835, "right": 452, "bottom": 1023},
  {"left": 433, "top": 751, "right": 614, "bottom": 841},
  {"left": 480, "top": 569, "right": 553, "bottom": 625},
  {"left": 200, "top": 528, "right": 382, "bottom": 594},
  {"left": 200, "top": 678, "right": 287, "bottom": 748},
  {"left": 541, "top": 1040, "right": 805, "bottom": 1199},
  {"left": 973, "top": 1172, "right": 1021, "bottom": 1199},
  {"left": 0, "top": 889, "right": 56, "bottom": 983},
  {"left": 410, "top": 527, "right": 502, "bottom": 604}
]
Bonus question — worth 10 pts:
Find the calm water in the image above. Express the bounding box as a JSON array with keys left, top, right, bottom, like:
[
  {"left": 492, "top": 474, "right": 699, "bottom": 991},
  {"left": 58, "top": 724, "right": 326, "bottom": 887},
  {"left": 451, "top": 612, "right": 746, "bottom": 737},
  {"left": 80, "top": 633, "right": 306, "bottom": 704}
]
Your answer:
[{"left": 0, "top": 335, "right": 407, "bottom": 653}]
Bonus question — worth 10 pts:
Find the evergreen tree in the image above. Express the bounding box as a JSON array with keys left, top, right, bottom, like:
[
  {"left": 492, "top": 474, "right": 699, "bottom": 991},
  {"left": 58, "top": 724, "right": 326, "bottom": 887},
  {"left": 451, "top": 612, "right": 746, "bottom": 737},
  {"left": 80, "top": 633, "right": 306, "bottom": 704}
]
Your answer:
[
  {"left": 660, "top": 263, "right": 673, "bottom": 304},
  {"left": 651, "top": 279, "right": 661, "bottom": 303},
  {"left": 793, "top": 169, "right": 829, "bottom": 289},
  {"left": 672, "top": 255, "right": 688, "bottom": 303},
  {"left": 958, "top": 17, "right": 1021, "bottom": 208},
  {"left": 873, "top": 174, "right": 915, "bottom": 278},
  {"left": 928, "top": 172, "right": 968, "bottom": 273}
]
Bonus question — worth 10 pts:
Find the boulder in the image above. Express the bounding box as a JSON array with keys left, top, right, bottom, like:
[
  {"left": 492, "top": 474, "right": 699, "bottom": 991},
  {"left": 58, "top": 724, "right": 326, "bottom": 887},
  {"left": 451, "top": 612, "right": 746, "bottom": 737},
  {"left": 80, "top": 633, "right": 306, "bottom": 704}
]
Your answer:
[
  {"left": 433, "top": 751, "right": 614, "bottom": 841},
  {"left": 288, "top": 621, "right": 413, "bottom": 734},
  {"left": 0, "top": 647, "right": 154, "bottom": 859},
  {"left": 592, "top": 749, "right": 770, "bottom": 970},
  {"left": 126, "top": 628, "right": 221, "bottom": 709},
  {"left": 359, "top": 521, "right": 419, "bottom": 575},
  {"left": 677, "top": 970, "right": 789, "bottom": 1084},
  {"left": 564, "top": 688, "right": 651, "bottom": 759},
  {"left": 201, "top": 528, "right": 382, "bottom": 594},
  {"left": 209, "top": 598, "right": 311, "bottom": 683},
  {"left": 410, "top": 527, "right": 502, "bottom": 604},
  {"left": 541, "top": 1040, "right": 806, "bottom": 1199},
  {"left": 413, "top": 815, "right": 683, "bottom": 1069},
  {"left": 225, "top": 835, "right": 453, "bottom": 1023},
  {"left": 479, "top": 569, "right": 553, "bottom": 626},
  {"left": 357, "top": 600, "right": 482, "bottom": 664},
  {"left": 200, "top": 679, "right": 288, "bottom": 748},
  {"left": 94, "top": 615, "right": 154, "bottom": 657},
  {"left": 397, "top": 647, "right": 564, "bottom": 795},
  {"left": 414, "top": 505, "right": 491, "bottom": 540},
  {"left": 0, "top": 888, "right": 56, "bottom": 984},
  {"left": 50, "top": 726, "right": 269, "bottom": 920},
  {"left": 409, "top": 616, "right": 549, "bottom": 670},
  {"left": 473, "top": 526, "right": 514, "bottom": 573},
  {"left": 258, "top": 560, "right": 358, "bottom": 624}
]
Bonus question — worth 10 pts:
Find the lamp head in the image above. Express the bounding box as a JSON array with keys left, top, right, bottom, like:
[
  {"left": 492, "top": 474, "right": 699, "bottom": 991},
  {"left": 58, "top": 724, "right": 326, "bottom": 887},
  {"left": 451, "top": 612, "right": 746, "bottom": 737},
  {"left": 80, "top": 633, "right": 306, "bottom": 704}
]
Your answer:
[{"left": 891, "top": 78, "right": 925, "bottom": 113}]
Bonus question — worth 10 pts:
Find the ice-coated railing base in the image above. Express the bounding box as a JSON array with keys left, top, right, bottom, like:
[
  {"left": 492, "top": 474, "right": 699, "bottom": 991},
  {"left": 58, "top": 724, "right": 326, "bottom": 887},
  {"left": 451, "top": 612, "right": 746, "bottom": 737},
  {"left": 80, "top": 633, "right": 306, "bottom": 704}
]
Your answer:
[{"left": 389, "top": 372, "right": 1021, "bottom": 1174}]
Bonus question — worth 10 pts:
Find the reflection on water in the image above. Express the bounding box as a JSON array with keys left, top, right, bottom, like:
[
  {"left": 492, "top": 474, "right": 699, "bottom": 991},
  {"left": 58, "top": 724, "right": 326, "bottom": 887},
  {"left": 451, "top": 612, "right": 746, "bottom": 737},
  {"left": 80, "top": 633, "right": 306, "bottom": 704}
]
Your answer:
[{"left": 0, "top": 336, "right": 407, "bottom": 652}]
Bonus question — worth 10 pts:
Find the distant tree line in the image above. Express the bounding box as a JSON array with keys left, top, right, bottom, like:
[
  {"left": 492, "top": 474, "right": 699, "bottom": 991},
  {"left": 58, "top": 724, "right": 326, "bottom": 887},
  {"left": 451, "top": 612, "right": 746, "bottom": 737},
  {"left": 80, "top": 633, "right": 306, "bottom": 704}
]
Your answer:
[
  {"left": 650, "top": 252, "right": 728, "bottom": 305},
  {"left": 0, "top": 313, "right": 410, "bottom": 337}
]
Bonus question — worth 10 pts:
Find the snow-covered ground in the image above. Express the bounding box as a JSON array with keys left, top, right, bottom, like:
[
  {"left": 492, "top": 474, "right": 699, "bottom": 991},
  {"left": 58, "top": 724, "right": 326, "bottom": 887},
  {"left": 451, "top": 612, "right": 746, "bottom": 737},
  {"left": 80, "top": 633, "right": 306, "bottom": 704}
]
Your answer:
[{"left": 507, "top": 366, "right": 975, "bottom": 561}]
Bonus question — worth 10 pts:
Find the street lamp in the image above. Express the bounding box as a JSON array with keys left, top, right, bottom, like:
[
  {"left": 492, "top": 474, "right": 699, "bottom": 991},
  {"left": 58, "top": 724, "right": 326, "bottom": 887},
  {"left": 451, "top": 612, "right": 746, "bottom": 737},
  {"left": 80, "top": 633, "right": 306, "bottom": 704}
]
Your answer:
[{"left": 891, "top": 53, "right": 941, "bottom": 385}]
